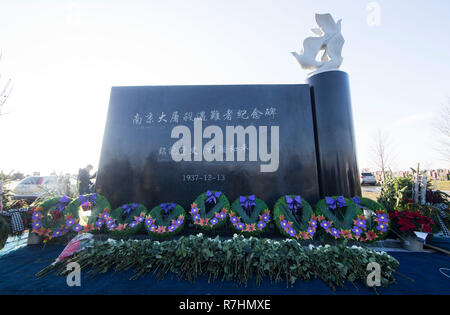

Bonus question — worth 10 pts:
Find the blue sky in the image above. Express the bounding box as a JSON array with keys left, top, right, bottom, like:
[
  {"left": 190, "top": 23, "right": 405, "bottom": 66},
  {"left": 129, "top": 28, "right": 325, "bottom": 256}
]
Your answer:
[{"left": 0, "top": 0, "right": 449, "bottom": 174}]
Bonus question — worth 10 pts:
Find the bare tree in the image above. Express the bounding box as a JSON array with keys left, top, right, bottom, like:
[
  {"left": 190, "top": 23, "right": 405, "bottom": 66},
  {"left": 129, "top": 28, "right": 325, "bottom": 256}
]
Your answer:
[
  {"left": 371, "top": 129, "right": 394, "bottom": 182},
  {"left": 0, "top": 52, "right": 13, "bottom": 116},
  {"left": 435, "top": 98, "right": 450, "bottom": 162}
]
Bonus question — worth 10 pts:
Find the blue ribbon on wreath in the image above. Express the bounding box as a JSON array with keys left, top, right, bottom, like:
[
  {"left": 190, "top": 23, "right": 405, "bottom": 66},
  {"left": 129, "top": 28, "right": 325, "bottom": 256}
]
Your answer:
[
  {"left": 285, "top": 195, "right": 302, "bottom": 215},
  {"left": 121, "top": 203, "right": 138, "bottom": 220},
  {"left": 161, "top": 203, "right": 176, "bottom": 214},
  {"left": 78, "top": 193, "right": 97, "bottom": 208},
  {"left": 325, "top": 196, "right": 346, "bottom": 211},
  {"left": 206, "top": 190, "right": 222, "bottom": 205},
  {"left": 240, "top": 195, "right": 256, "bottom": 215},
  {"left": 55, "top": 195, "right": 70, "bottom": 213},
  {"left": 352, "top": 196, "right": 364, "bottom": 209}
]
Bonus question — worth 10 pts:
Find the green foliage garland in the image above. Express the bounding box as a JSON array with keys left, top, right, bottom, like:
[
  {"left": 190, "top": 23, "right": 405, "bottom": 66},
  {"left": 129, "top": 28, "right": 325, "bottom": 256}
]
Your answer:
[
  {"left": 190, "top": 191, "right": 230, "bottom": 230},
  {"left": 36, "top": 235, "right": 400, "bottom": 290},
  {"left": 229, "top": 196, "right": 271, "bottom": 236}
]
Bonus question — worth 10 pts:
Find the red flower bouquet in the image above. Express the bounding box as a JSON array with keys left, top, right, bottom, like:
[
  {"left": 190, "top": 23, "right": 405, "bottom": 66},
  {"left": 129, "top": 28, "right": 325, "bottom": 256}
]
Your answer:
[{"left": 389, "top": 210, "right": 434, "bottom": 237}]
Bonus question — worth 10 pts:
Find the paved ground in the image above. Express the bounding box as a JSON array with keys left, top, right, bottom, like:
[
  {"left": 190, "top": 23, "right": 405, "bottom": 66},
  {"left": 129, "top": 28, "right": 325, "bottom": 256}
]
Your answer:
[{"left": 361, "top": 185, "right": 381, "bottom": 193}]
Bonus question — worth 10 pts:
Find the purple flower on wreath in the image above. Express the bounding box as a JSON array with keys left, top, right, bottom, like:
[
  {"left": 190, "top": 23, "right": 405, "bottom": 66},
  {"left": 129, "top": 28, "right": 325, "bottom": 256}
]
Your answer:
[
  {"left": 73, "top": 224, "right": 83, "bottom": 232},
  {"left": 149, "top": 224, "right": 157, "bottom": 232},
  {"left": 32, "top": 212, "right": 42, "bottom": 220},
  {"left": 53, "top": 230, "right": 62, "bottom": 237},
  {"left": 257, "top": 221, "right": 266, "bottom": 229},
  {"left": 176, "top": 218, "right": 183, "bottom": 226},
  {"left": 145, "top": 218, "right": 153, "bottom": 226},
  {"left": 210, "top": 218, "right": 219, "bottom": 226},
  {"left": 230, "top": 216, "right": 239, "bottom": 224},
  {"left": 32, "top": 221, "right": 42, "bottom": 229},
  {"left": 236, "top": 222, "right": 245, "bottom": 230},
  {"left": 95, "top": 219, "right": 104, "bottom": 227},
  {"left": 100, "top": 212, "right": 109, "bottom": 220},
  {"left": 325, "top": 196, "right": 346, "bottom": 210},
  {"left": 193, "top": 214, "right": 200, "bottom": 221},
  {"left": 135, "top": 216, "right": 144, "bottom": 223},
  {"left": 352, "top": 226, "right": 362, "bottom": 236},
  {"left": 108, "top": 223, "right": 117, "bottom": 230},
  {"left": 355, "top": 219, "right": 366, "bottom": 229},
  {"left": 330, "top": 228, "right": 340, "bottom": 238},
  {"left": 262, "top": 214, "right": 270, "bottom": 222},
  {"left": 309, "top": 219, "right": 317, "bottom": 229},
  {"left": 106, "top": 218, "right": 114, "bottom": 226},
  {"left": 280, "top": 220, "right": 289, "bottom": 229},
  {"left": 307, "top": 227, "right": 315, "bottom": 236},
  {"left": 377, "top": 223, "right": 388, "bottom": 233},
  {"left": 168, "top": 225, "right": 177, "bottom": 232},
  {"left": 129, "top": 221, "right": 137, "bottom": 228},
  {"left": 218, "top": 212, "right": 226, "bottom": 220},
  {"left": 377, "top": 213, "right": 389, "bottom": 223},
  {"left": 191, "top": 207, "right": 199, "bottom": 215},
  {"left": 65, "top": 218, "right": 75, "bottom": 227},
  {"left": 287, "top": 228, "right": 296, "bottom": 237},
  {"left": 320, "top": 221, "right": 331, "bottom": 230}
]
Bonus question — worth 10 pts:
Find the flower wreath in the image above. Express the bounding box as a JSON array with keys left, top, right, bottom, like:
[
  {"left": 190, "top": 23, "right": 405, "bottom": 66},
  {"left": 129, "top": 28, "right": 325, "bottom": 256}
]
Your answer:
[
  {"left": 273, "top": 195, "right": 318, "bottom": 240},
  {"left": 352, "top": 197, "right": 390, "bottom": 242},
  {"left": 314, "top": 196, "right": 389, "bottom": 243},
  {"left": 229, "top": 195, "right": 271, "bottom": 236},
  {"left": 144, "top": 203, "right": 186, "bottom": 239},
  {"left": 99, "top": 203, "right": 148, "bottom": 237},
  {"left": 64, "top": 193, "right": 111, "bottom": 227},
  {"left": 30, "top": 195, "right": 93, "bottom": 241},
  {"left": 190, "top": 190, "right": 230, "bottom": 230}
]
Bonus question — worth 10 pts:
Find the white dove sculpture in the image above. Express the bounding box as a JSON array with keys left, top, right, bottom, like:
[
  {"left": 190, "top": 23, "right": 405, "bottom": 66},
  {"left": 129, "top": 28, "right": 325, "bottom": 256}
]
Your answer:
[{"left": 292, "top": 13, "right": 345, "bottom": 77}]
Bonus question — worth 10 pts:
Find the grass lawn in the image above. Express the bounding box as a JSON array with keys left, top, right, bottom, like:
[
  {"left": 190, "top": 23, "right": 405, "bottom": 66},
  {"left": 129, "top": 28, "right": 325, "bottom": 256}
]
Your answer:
[{"left": 436, "top": 181, "right": 450, "bottom": 191}]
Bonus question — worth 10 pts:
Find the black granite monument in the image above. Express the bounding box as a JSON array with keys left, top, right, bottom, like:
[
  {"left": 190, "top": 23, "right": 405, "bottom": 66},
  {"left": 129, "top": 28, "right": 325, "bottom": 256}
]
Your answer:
[{"left": 96, "top": 71, "right": 360, "bottom": 210}]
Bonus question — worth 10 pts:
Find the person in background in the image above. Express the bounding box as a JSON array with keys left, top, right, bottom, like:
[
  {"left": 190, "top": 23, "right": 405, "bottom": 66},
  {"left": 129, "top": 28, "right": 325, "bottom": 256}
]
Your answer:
[{"left": 78, "top": 165, "right": 96, "bottom": 195}]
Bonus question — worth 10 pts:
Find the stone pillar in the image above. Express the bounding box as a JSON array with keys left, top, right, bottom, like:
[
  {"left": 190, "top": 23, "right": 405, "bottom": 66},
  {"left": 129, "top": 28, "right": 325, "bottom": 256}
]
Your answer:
[{"left": 307, "top": 70, "right": 361, "bottom": 198}]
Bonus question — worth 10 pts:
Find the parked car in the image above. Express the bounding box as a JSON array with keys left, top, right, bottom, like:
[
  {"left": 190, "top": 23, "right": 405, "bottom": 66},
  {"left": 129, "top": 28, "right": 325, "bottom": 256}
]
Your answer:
[
  {"left": 360, "top": 172, "right": 377, "bottom": 186},
  {"left": 13, "top": 176, "right": 77, "bottom": 202},
  {"left": 361, "top": 173, "right": 377, "bottom": 186}
]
